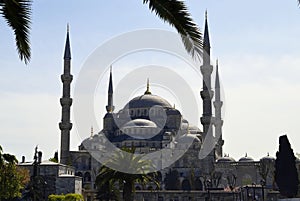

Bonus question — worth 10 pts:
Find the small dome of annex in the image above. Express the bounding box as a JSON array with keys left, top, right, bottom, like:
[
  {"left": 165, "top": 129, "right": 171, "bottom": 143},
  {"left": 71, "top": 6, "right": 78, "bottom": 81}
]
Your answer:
[
  {"left": 217, "top": 155, "right": 236, "bottom": 163},
  {"left": 177, "top": 134, "right": 201, "bottom": 144},
  {"left": 260, "top": 153, "right": 275, "bottom": 162},
  {"left": 239, "top": 153, "right": 254, "bottom": 162}
]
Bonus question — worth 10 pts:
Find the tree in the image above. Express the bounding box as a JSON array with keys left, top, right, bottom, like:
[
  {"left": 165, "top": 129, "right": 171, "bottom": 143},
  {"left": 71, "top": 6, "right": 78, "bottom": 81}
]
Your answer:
[
  {"left": 48, "top": 193, "right": 84, "bottom": 201},
  {"left": 143, "top": 0, "right": 202, "bottom": 58},
  {"left": 0, "top": 0, "right": 32, "bottom": 64},
  {"left": 275, "top": 135, "right": 299, "bottom": 198},
  {"left": 0, "top": 145, "right": 30, "bottom": 200},
  {"left": 96, "top": 147, "right": 159, "bottom": 201},
  {"left": 49, "top": 151, "right": 58, "bottom": 163},
  {"left": 1, "top": 0, "right": 202, "bottom": 64},
  {"left": 164, "top": 169, "right": 180, "bottom": 190}
]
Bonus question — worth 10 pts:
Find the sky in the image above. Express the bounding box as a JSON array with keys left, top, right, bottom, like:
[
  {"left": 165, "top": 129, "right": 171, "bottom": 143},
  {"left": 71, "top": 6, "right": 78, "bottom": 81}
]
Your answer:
[{"left": 1, "top": 0, "right": 300, "bottom": 162}]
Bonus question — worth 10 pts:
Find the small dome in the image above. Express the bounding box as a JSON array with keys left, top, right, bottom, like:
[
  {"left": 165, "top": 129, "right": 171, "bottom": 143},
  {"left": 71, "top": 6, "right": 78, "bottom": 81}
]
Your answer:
[
  {"left": 188, "top": 125, "right": 202, "bottom": 133},
  {"left": 125, "top": 94, "right": 172, "bottom": 109},
  {"left": 260, "top": 153, "right": 275, "bottom": 162},
  {"left": 122, "top": 119, "right": 157, "bottom": 128},
  {"left": 217, "top": 156, "right": 236, "bottom": 163},
  {"left": 177, "top": 134, "right": 201, "bottom": 144},
  {"left": 166, "top": 109, "right": 181, "bottom": 115},
  {"left": 239, "top": 154, "right": 254, "bottom": 162}
]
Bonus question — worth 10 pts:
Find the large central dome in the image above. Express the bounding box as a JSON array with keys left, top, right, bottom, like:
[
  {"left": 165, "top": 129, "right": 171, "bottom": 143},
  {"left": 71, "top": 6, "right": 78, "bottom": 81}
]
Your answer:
[
  {"left": 124, "top": 80, "right": 172, "bottom": 109},
  {"left": 125, "top": 94, "right": 172, "bottom": 109}
]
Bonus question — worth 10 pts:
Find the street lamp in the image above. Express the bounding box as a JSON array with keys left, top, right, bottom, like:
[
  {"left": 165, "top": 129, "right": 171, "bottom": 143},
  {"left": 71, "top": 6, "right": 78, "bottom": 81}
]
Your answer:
[
  {"left": 205, "top": 179, "right": 211, "bottom": 201},
  {"left": 260, "top": 179, "right": 266, "bottom": 201},
  {"left": 252, "top": 183, "right": 256, "bottom": 200}
]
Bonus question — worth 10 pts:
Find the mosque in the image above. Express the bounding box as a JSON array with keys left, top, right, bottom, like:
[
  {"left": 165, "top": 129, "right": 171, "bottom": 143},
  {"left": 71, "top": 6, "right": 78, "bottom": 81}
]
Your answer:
[{"left": 55, "top": 13, "right": 284, "bottom": 200}]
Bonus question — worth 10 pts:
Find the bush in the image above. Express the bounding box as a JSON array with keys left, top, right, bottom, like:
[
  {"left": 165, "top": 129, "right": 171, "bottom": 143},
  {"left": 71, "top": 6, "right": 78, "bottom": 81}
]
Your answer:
[{"left": 48, "top": 193, "right": 84, "bottom": 201}]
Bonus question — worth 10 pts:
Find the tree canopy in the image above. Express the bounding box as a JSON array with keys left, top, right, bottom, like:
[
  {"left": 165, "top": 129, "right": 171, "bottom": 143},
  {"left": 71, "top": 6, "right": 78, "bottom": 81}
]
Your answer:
[
  {"left": 0, "top": 145, "right": 30, "bottom": 200},
  {"left": 275, "top": 135, "right": 299, "bottom": 198}
]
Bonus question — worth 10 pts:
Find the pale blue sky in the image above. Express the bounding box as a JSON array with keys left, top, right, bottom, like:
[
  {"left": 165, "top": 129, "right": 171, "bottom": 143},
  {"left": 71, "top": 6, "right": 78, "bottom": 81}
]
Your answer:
[{"left": 1, "top": 1, "right": 300, "bottom": 162}]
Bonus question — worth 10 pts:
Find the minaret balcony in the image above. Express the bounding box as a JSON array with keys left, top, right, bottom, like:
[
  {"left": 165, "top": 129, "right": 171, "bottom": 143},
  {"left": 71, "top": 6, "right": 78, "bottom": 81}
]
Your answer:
[
  {"left": 200, "top": 64, "right": 213, "bottom": 75},
  {"left": 213, "top": 101, "right": 223, "bottom": 108},
  {"left": 200, "top": 116, "right": 213, "bottom": 125},
  {"left": 200, "top": 90, "right": 214, "bottom": 100},
  {"left": 60, "top": 98, "right": 73, "bottom": 106},
  {"left": 61, "top": 74, "right": 73, "bottom": 82},
  {"left": 59, "top": 122, "right": 73, "bottom": 130}
]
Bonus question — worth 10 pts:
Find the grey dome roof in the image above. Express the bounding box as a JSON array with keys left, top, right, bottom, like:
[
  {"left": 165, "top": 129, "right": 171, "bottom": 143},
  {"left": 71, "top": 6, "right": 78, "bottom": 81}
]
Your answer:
[
  {"left": 217, "top": 156, "right": 236, "bottom": 163},
  {"left": 122, "top": 119, "right": 157, "bottom": 128},
  {"left": 260, "top": 154, "right": 275, "bottom": 162},
  {"left": 177, "top": 134, "right": 201, "bottom": 144},
  {"left": 239, "top": 154, "right": 254, "bottom": 162},
  {"left": 125, "top": 94, "right": 172, "bottom": 109}
]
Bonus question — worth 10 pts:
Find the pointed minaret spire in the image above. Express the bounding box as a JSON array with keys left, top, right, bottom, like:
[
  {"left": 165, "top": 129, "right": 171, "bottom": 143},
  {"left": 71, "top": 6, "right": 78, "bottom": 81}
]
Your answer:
[
  {"left": 64, "top": 24, "right": 71, "bottom": 60},
  {"left": 200, "top": 11, "right": 215, "bottom": 174},
  {"left": 59, "top": 26, "right": 73, "bottom": 165},
  {"left": 106, "top": 66, "right": 115, "bottom": 113},
  {"left": 214, "top": 59, "right": 224, "bottom": 158},
  {"left": 203, "top": 10, "right": 211, "bottom": 59},
  {"left": 215, "top": 59, "right": 220, "bottom": 99},
  {"left": 144, "top": 78, "right": 152, "bottom": 95}
]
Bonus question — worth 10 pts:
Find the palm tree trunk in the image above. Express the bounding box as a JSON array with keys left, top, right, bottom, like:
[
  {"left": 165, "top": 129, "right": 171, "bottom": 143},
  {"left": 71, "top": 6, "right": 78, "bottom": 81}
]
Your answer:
[{"left": 123, "top": 180, "right": 133, "bottom": 201}]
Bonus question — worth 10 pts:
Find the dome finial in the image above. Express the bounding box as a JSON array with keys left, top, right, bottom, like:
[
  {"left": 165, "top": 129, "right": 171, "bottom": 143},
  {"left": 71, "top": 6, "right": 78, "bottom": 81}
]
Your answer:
[{"left": 144, "top": 78, "right": 151, "bottom": 95}]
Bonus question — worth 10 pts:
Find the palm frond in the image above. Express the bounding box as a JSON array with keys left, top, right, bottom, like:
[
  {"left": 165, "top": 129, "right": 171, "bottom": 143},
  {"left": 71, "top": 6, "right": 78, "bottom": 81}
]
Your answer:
[
  {"left": 143, "top": 0, "right": 202, "bottom": 59},
  {"left": 0, "top": 0, "right": 32, "bottom": 64}
]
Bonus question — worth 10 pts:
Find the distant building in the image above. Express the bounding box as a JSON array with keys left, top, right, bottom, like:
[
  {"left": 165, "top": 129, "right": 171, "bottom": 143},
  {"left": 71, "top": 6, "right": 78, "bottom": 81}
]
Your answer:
[{"left": 19, "top": 157, "right": 82, "bottom": 198}]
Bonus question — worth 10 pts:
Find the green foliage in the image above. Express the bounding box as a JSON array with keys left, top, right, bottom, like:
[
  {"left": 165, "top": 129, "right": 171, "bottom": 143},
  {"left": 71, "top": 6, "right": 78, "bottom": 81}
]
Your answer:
[
  {"left": 48, "top": 193, "right": 84, "bottom": 201},
  {"left": 48, "top": 194, "right": 65, "bottom": 201},
  {"left": 65, "top": 193, "right": 84, "bottom": 201},
  {"left": 49, "top": 151, "right": 59, "bottom": 163},
  {"left": 0, "top": 145, "right": 29, "bottom": 200},
  {"left": 0, "top": 0, "right": 32, "bottom": 64},
  {"left": 96, "top": 147, "right": 159, "bottom": 201},
  {"left": 275, "top": 135, "right": 299, "bottom": 198},
  {"left": 143, "top": 0, "right": 202, "bottom": 59}
]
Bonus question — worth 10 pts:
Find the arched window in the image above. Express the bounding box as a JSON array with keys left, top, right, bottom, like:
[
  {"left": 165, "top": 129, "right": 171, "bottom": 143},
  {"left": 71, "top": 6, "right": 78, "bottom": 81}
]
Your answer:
[
  {"left": 182, "top": 178, "right": 191, "bottom": 190},
  {"left": 84, "top": 172, "right": 91, "bottom": 182},
  {"left": 75, "top": 172, "right": 83, "bottom": 177}
]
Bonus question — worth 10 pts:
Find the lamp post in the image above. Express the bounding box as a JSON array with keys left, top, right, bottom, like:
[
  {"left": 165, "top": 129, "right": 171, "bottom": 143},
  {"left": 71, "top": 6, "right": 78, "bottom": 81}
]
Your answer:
[
  {"left": 252, "top": 183, "right": 256, "bottom": 201},
  {"left": 205, "top": 179, "right": 211, "bottom": 201},
  {"left": 260, "top": 179, "right": 266, "bottom": 201}
]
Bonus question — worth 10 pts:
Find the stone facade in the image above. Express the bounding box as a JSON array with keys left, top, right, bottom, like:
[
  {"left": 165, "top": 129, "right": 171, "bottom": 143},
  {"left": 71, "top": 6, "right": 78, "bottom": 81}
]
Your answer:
[{"left": 19, "top": 160, "right": 82, "bottom": 198}]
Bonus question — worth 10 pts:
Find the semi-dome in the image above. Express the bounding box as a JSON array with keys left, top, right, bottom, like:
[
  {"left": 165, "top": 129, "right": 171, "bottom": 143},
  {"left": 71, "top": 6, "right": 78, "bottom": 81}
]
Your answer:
[
  {"left": 217, "top": 156, "right": 236, "bottom": 163},
  {"left": 239, "top": 154, "right": 254, "bottom": 162},
  {"left": 122, "top": 119, "right": 157, "bottom": 128},
  {"left": 125, "top": 94, "right": 172, "bottom": 109}
]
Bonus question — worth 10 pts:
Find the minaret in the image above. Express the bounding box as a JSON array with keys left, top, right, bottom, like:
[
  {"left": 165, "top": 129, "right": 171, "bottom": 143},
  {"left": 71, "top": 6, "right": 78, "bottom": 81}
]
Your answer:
[
  {"left": 200, "top": 11, "right": 215, "bottom": 173},
  {"left": 103, "top": 67, "right": 115, "bottom": 133},
  {"left": 106, "top": 66, "right": 115, "bottom": 113},
  {"left": 200, "top": 11, "right": 214, "bottom": 140},
  {"left": 59, "top": 26, "right": 73, "bottom": 165},
  {"left": 213, "top": 59, "right": 224, "bottom": 158}
]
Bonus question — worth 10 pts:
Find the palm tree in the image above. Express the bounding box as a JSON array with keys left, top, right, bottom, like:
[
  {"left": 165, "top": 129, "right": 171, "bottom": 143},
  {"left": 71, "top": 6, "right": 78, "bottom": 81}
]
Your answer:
[
  {"left": 143, "top": 0, "right": 202, "bottom": 58},
  {"left": 96, "top": 147, "right": 159, "bottom": 201},
  {"left": 0, "top": 0, "right": 32, "bottom": 64},
  {"left": 1, "top": 0, "right": 201, "bottom": 64}
]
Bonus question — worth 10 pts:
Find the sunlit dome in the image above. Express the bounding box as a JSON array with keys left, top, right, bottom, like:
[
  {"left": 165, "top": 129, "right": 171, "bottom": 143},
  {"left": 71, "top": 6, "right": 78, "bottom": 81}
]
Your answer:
[
  {"left": 122, "top": 119, "right": 157, "bottom": 128},
  {"left": 125, "top": 94, "right": 172, "bottom": 109}
]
